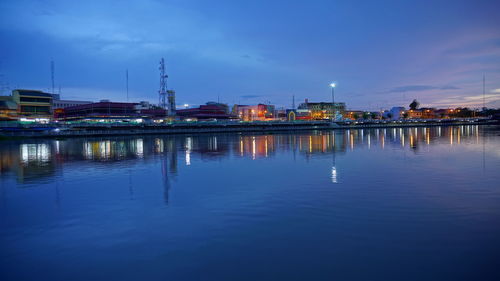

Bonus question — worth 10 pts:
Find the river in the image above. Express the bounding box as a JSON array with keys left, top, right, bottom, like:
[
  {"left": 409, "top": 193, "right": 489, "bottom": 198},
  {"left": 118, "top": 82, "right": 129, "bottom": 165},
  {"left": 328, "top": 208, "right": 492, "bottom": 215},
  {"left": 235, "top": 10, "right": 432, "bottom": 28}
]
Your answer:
[{"left": 1, "top": 125, "right": 499, "bottom": 281}]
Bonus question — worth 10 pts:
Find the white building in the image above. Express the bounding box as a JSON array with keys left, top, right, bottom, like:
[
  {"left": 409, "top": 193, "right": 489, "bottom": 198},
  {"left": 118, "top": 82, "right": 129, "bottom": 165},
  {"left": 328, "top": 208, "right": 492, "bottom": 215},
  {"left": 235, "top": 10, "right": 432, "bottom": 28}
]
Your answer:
[
  {"left": 134, "top": 101, "right": 152, "bottom": 110},
  {"left": 386, "top": 107, "right": 406, "bottom": 120}
]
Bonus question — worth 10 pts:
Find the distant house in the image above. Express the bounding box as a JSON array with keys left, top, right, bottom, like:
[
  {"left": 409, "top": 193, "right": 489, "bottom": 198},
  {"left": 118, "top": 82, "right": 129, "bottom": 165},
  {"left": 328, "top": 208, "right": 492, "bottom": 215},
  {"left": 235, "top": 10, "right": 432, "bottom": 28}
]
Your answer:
[
  {"left": 407, "top": 108, "right": 436, "bottom": 119},
  {"left": 344, "top": 110, "right": 365, "bottom": 120},
  {"left": 435, "top": 109, "right": 452, "bottom": 118}
]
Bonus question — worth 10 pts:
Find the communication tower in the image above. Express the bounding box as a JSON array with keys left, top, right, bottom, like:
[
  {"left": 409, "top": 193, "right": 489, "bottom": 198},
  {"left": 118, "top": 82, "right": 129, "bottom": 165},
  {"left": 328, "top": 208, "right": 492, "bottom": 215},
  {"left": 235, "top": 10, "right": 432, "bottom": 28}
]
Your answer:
[
  {"left": 159, "top": 58, "right": 176, "bottom": 116},
  {"left": 159, "top": 58, "right": 168, "bottom": 109}
]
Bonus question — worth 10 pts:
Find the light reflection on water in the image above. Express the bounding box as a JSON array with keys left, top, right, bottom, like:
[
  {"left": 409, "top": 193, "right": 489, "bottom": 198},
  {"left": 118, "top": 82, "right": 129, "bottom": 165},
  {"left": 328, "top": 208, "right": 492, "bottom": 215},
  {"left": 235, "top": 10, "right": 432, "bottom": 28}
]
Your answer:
[{"left": 1, "top": 125, "right": 500, "bottom": 281}]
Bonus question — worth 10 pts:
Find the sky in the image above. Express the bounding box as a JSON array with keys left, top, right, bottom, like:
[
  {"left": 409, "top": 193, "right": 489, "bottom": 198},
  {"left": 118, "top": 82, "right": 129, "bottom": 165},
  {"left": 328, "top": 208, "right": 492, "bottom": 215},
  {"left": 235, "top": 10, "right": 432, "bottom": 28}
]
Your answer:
[{"left": 0, "top": 0, "right": 499, "bottom": 110}]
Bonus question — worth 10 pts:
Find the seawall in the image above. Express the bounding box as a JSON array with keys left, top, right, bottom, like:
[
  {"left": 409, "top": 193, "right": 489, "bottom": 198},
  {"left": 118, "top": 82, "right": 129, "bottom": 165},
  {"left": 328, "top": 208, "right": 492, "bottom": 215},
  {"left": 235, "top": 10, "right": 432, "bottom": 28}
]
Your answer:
[{"left": 0, "top": 120, "right": 497, "bottom": 139}]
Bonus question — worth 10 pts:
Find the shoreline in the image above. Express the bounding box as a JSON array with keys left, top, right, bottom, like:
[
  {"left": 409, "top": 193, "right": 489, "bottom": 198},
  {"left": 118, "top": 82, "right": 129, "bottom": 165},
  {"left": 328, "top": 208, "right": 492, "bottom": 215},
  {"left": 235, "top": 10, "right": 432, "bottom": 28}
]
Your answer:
[{"left": 0, "top": 119, "right": 497, "bottom": 139}]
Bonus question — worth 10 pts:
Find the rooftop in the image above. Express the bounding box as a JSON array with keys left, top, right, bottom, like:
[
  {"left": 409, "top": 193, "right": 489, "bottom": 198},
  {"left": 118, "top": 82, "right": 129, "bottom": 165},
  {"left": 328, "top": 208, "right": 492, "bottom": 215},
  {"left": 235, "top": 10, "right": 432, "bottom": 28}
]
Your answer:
[{"left": 13, "top": 89, "right": 53, "bottom": 98}]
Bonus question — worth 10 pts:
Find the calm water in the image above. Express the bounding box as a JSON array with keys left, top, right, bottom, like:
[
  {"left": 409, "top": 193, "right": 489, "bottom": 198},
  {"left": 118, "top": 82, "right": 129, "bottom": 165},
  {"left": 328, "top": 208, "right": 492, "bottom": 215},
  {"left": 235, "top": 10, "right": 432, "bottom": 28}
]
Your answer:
[{"left": 1, "top": 125, "right": 500, "bottom": 281}]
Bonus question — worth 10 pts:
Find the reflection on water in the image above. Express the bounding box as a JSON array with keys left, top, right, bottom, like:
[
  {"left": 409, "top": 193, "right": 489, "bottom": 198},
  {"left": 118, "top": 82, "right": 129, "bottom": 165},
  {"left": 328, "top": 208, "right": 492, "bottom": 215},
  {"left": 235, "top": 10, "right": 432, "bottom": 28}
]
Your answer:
[
  {"left": 1, "top": 125, "right": 500, "bottom": 281},
  {"left": 0, "top": 125, "right": 492, "bottom": 186}
]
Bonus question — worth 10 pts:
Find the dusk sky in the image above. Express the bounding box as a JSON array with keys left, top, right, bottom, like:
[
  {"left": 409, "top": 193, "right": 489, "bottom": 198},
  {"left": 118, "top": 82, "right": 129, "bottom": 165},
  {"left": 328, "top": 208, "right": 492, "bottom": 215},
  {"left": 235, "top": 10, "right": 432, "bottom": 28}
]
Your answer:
[{"left": 1, "top": 0, "right": 499, "bottom": 110}]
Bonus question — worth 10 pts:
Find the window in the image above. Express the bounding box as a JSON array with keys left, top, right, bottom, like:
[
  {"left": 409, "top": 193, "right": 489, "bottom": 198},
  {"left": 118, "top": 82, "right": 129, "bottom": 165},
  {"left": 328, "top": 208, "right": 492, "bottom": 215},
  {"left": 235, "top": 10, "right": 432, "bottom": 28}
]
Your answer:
[
  {"left": 21, "top": 106, "right": 50, "bottom": 113},
  {"left": 20, "top": 97, "right": 50, "bottom": 103}
]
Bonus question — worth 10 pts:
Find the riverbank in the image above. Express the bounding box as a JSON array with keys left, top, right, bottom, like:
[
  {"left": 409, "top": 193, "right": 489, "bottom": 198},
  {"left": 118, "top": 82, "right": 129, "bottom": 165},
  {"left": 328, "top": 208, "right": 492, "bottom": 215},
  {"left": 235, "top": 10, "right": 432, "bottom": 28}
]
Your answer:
[{"left": 0, "top": 119, "right": 497, "bottom": 139}]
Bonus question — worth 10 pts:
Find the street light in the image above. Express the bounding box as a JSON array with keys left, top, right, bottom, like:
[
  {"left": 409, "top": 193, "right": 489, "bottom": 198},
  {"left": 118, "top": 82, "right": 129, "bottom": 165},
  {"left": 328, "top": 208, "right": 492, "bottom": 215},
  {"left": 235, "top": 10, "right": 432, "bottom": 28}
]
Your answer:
[{"left": 330, "top": 82, "right": 336, "bottom": 121}]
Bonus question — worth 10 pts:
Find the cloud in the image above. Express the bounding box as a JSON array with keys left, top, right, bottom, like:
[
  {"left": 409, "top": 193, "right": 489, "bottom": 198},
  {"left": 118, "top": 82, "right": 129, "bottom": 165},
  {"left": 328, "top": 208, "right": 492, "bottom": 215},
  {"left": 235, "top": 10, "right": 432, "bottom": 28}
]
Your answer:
[
  {"left": 439, "top": 85, "right": 461, "bottom": 90},
  {"left": 443, "top": 37, "right": 500, "bottom": 58},
  {"left": 0, "top": 0, "right": 266, "bottom": 66},
  {"left": 387, "top": 85, "right": 460, "bottom": 93},
  {"left": 429, "top": 93, "right": 500, "bottom": 108},
  {"left": 492, "top": 88, "right": 500, "bottom": 93}
]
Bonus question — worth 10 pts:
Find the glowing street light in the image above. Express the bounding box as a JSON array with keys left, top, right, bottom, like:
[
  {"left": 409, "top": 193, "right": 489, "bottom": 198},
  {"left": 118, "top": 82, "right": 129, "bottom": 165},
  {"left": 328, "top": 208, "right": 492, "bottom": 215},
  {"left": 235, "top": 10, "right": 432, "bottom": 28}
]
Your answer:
[{"left": 330, "top": 82, "right": 337, "bottom": 121}]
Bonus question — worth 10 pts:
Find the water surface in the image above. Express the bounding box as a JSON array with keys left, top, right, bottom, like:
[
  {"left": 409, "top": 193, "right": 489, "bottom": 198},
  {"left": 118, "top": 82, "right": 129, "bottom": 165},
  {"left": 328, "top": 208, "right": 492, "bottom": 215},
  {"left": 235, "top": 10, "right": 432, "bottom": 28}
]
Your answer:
[{"left": 1, "top": 125, "right": 500, "bottom": 281}]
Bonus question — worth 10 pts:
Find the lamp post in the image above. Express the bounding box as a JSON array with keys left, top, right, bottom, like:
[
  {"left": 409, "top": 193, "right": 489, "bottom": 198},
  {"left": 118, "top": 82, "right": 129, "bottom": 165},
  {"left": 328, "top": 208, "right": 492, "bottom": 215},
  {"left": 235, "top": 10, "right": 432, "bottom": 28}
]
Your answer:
[{"left": 330, "top": 82, "right": 336, "bottom": 121}]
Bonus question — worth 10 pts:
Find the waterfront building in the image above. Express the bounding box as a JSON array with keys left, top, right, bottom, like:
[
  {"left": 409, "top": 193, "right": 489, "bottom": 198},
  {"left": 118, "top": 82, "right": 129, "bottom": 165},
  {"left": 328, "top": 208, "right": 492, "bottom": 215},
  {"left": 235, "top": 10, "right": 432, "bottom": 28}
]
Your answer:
[
  {"left": 232, "top": 104, "right": 275, "bottom": 121},
  {"left": 286, "top": 109, "right": 297, "bottom": 121},
  {"left": 293, "top": 109, "right": 314, "bottom": 120},
  {"left": 407, "top": 108, "right": 436, "bottom": 119},
  {"left": 344, "top": 111, "right": 380, "bottom": 120},
  {"left": 11, "top": 89, "right": 53, "bottom": 119},
  {"left": 386, "top": 107, "right": 406, "bottom": 120},
  {"left": 0, "top": 96, "right": 18, "bottom": 120},
  {"left": 134, "top": 101, "right": 152, "bottom": 111},
  {"left": 52, "top": 99, "right": 93, "bottom": 109},
  {"left": 50, "top": 93, "right": 93, "bottom": 119},
  {"left": 344, "top": 110, "right": 365, "bottom": 120},
  {"left": 297, "top": 99, "right": 346, "bottom": 120},
  {"left": 435, "top": 109, "right": 453, "bottom": 118},
  {"left": 176, "top": 102, "right": 233, "bottom": 120},
  {"left": 54, "top": 101, "right": 167, "bottom": 121},
  {"left": 274, "top": 109, "right": 287, "bottom": 120}
]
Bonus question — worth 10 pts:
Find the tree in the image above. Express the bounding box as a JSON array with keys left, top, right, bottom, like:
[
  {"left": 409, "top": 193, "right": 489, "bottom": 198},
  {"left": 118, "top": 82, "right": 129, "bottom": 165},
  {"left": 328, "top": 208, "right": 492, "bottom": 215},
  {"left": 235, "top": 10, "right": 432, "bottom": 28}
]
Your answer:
[
  {"left": 403, "top": 112, "right": 409, "bottom": 119},
  {"left": 409, "top": 99, "right": 420, "bottom": 110},
  {"left": 353, "top": 113, "right": 359, "bottom": 120},
  {"left": 371, "top": 112, "right": 378, "bottom": 119},
  {"left": 362, "top": 112, "right": 370, "bottom": 119}
]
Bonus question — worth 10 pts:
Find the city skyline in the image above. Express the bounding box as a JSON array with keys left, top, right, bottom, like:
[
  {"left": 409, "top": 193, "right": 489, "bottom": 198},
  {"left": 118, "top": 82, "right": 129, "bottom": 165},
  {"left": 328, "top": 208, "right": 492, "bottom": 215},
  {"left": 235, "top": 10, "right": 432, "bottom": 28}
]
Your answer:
[{"left": 1, "top": 0, "right": 500, "bottom": 110}]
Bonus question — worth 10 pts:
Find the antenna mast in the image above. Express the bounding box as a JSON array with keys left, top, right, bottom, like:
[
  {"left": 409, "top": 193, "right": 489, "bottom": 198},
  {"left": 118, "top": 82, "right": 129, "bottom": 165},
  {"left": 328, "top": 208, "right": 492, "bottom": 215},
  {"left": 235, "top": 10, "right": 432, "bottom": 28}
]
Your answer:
[
  {"left": 51, "top": 60, "right": 55, "bottom": 95},
  {"left": 159, "top": 58, "right": 167, "bottom": 109},
  {"left": 126, "top": 69, "right": 129, "bottom": 102},
  {"left": 483, "top": 74, "right": 485, "bottom": 110}
]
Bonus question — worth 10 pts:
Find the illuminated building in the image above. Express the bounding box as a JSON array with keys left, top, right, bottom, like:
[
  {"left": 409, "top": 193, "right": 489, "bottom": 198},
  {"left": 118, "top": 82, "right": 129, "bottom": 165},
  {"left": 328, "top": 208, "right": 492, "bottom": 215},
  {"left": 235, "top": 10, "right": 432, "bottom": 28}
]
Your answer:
[
  {"left": 12, "top": 89, "right": 53, "bottom": 119},
  {"left": 407, "top": 108, "right": 436, "bottom": 119},
  {"left": 297, "top": 99, "right": 346, "bottom": 120},
  {"left": 176, "top": 102, "right": 232, "bottom": 120},
  {"left": 233, "top": 104, "right": 275, "bottom": 121},
  {"left": 54, "top": 101, "right": 167, "bottom": 121},
  {"left": 52, "top": 99, "right": 92, "bottom": 109},
  {"left": 344, "top": 110, "right": 365, "bottom": 120},
  {"left": 0, "top": 97, "right": 18, "bottom": 120}
]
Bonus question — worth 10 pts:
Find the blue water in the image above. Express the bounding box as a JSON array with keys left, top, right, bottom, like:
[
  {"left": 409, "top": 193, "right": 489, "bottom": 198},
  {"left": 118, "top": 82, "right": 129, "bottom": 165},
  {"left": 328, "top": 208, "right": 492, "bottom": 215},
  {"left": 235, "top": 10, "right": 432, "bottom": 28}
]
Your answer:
[{"left": 1, "top": 125, "right": 500, "bottom": 281}]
